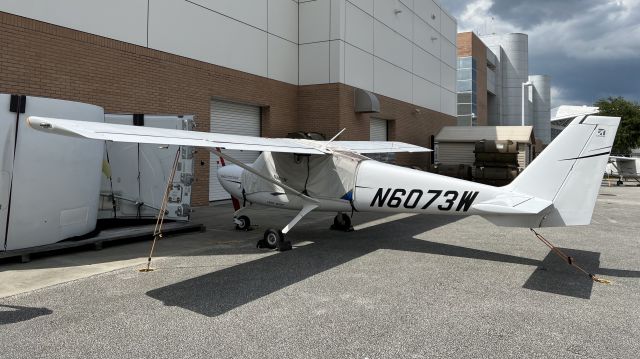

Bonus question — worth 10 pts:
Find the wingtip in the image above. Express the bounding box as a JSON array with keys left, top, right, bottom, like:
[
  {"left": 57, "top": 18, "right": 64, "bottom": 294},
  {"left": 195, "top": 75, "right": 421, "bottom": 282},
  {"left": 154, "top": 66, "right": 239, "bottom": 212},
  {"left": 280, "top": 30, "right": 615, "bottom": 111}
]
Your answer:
[{"left": 26, "top": 116, "right": 52, "bottom": 130}]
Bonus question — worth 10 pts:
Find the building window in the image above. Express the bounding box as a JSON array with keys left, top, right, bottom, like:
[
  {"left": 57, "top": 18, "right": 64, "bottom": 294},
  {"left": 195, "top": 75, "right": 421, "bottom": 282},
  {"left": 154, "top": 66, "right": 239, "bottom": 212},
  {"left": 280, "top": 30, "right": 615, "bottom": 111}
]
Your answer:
[{"left": 456, "top": 56, "right": 478, "bottom": 126}]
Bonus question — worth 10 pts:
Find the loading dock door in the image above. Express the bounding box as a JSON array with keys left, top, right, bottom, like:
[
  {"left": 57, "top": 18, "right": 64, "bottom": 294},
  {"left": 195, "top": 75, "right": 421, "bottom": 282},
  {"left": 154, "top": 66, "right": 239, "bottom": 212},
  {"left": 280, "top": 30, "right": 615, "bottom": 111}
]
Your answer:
[
  {"left": 370, "top": 118, "right": 388, "bottom": 141},
  {"left": 209, "top": 100, "right": 261, "bottom": 201}
]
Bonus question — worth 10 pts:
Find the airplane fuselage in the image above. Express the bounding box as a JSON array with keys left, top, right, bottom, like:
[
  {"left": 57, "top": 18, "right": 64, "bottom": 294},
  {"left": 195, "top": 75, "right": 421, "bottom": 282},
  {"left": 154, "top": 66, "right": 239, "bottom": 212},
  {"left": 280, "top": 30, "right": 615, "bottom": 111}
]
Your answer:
[{"left": 219, "top": 159, "right": 506, "bottom": 216}]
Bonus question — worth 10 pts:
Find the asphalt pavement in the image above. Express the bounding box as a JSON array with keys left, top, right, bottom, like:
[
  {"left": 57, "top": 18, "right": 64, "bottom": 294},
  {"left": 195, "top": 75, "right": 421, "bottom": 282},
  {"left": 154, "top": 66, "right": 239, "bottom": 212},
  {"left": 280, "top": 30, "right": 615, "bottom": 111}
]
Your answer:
[{"left": 1, "top": 184, "right": 639, "bottom": 358}]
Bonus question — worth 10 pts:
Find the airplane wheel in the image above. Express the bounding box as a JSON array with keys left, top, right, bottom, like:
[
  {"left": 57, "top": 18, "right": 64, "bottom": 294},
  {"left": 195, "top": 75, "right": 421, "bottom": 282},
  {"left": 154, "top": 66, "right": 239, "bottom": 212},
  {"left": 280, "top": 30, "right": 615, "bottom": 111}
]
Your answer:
[
  {"left": 332, "top": 213, "right": 352, "bottom": 231},
  {"left": 263, "top": 228, "right": 283, "bottom": 250},
  {"left": 235, "top": 215, "right": 251, "bottom": 230}
]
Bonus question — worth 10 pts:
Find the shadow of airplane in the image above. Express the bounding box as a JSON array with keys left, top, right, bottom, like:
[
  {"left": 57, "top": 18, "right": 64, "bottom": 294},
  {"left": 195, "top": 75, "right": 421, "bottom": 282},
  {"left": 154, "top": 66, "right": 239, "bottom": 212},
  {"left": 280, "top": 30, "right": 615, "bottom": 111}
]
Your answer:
[
  {"left": 0, "top": 305, "right": 52, "bottom": 325},
  {"left": 147, "top": 215, "right": 640, "bottom": 316}
]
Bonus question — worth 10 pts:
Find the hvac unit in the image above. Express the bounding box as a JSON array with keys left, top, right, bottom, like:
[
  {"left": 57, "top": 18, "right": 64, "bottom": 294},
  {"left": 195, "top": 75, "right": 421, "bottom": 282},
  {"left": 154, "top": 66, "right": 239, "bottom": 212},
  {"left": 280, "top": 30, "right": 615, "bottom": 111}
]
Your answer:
[
  {"left": 98, "top": 114, "right": 195, "bottom": 221},
  {"left": 0, "top": 94, "right": 104, "bottom": 251}
]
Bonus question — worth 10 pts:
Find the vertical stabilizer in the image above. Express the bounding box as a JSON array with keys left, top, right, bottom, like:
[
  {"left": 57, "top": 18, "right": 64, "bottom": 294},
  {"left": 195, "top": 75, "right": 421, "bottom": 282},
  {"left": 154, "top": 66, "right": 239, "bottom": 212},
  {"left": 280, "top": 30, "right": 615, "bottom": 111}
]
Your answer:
[{"left": 507, "top": 115, "right": 620, "bottom": 227}]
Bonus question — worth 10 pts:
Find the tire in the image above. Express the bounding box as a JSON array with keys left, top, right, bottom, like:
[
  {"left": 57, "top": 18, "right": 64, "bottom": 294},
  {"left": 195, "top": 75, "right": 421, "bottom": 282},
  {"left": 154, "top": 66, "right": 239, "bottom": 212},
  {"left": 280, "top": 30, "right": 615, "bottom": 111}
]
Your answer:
[
  {"left": 263, "top": 228, "right": 283, "bottom": 249},
  {"left": 333, "top": 213, "right": 351, "bottom": 230},
  {"left": 235, "top": 215, "right": 250, "bottom": 230}
]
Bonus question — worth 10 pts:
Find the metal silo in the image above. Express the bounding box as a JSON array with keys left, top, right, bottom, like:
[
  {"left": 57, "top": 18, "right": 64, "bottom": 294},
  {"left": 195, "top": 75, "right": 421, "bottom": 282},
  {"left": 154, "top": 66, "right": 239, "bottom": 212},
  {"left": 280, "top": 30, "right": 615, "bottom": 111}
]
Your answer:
[
  {"left": 479, "top": 33, "right": 529, "bottom": 126},
  {"left": 529, "top": 75, "right": 551, "bottom": 144}
]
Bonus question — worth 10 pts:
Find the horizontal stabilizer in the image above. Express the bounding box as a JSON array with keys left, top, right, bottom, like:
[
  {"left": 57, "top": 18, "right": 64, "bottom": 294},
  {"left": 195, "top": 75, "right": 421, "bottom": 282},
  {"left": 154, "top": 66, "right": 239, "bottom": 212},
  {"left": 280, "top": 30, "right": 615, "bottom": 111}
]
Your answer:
[
  {"left": 473, "top": 196, "right": 552, "bottom": 215},
  {"left": 610, "top": 156, "right": 636, "bottom": 163}
]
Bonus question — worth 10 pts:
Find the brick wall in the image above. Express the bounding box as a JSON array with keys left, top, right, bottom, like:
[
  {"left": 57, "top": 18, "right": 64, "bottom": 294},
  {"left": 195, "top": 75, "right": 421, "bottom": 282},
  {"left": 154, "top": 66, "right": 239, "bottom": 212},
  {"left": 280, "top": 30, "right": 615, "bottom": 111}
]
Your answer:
[
  {"left": 0, "top": 11, "right": 455, "bottom": 205},
  {"left": 298, "top": 83, "right": 456, "bottom": 169},
  {"left": 0, "top": 12, "right": 299, "bottom": 206}
]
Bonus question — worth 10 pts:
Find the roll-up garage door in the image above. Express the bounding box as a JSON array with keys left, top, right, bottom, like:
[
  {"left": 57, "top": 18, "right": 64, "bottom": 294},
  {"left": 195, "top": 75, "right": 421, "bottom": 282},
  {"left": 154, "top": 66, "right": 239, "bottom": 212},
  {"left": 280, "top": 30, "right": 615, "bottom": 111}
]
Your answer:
[
  {"left": 370, "top": 118, "right": 388, "bottom": 141},
  {"left": 209, "top": 100, "right": 261, "bottom": 201}
]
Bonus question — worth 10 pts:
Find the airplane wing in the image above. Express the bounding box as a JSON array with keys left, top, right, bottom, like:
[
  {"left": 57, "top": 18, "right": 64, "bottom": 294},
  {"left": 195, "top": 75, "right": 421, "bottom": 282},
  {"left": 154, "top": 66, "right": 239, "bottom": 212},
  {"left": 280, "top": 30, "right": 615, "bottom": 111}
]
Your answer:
[
  {"left": 27, "top": 116, "right": 328, "bottom": 155},
  {"left": 326, "top": 141, "right": 432, "bottom": 154},
  {"left": 610, "top": 156, "right": 636, "bottom": 162}
]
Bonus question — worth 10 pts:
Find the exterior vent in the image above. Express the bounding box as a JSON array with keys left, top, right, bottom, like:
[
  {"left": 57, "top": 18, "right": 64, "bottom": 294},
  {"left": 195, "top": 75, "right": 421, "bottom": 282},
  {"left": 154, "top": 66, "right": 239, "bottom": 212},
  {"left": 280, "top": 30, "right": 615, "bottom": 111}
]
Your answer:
[{"left": 354, "top": 88, "right": 380, "bottom": 113}]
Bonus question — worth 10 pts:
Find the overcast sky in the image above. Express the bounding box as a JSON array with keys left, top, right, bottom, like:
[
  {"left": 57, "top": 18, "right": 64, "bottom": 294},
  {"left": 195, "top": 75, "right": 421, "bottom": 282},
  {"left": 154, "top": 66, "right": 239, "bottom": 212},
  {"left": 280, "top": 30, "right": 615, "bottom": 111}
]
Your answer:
[{"left": 440, "top": 0, "right": 640, "bottom": 107}]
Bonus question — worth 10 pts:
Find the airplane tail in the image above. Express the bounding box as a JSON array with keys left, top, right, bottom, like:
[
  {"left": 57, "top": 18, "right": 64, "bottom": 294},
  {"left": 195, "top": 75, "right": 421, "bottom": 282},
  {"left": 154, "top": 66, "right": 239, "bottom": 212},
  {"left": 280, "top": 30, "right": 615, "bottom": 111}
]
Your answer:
[{"left": 506, "top": 115, "right": 620, "bottom": 227}]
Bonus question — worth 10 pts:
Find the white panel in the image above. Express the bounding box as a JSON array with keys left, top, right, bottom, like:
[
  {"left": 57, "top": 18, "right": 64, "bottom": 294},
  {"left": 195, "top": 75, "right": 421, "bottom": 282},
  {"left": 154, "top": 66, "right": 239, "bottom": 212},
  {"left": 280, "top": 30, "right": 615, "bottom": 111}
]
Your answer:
[
  {"left": 6, "top": 97, "right": 104, "bottom": 250},
  {"left": 190, "top": 0, "right": 268, "bottom": 30},
  {"left": 440, "top": 88, "right": 456, "bottom": 117},
  {"left": 0, "top": 95, "right": 14, "bottom": 246},
  {"left": 374, "top": 20, "right": 412, "bottom": 71},
  {"left": 345, "top": 2, "right": 374, "bottom": 53},
  {"left": 440, "top": 61, "right": 455, "bottom": 92},
  {"left": 0, "top": 0, "right": 148, "bottom": 46},
  {"left": 299, "top": 0, "right": 331, "bottom": 44},
  {"left": 412, "top": 75, "right": 440, "bottom": 111},
  {"left": 299, "top": 42, "right": 330, "bottom": 85},
  {"left": 331, "top": 0, "right": 346, "bottom": 39},
  {"left": 268, "top": 0, "right": 298, "bottom": 43},
  {"left": 101, "top": 115, "right": 194, "bottom": 221},
  {"left": 437, "top": 143, "right": 475, "bottom": 166},
  {"left": 399, "top": 0, "right": 414, "bottom": 10},
  {"left": 412, "top": 45, "right": 440, "bottom": 84},
  {"left": 210, "top": 101, "right": 261, "bottom": 201},
  {"left": 345, "top": 43, "right": 374, "bottom": 91},
  {"left": 373, "top": 0, "right": 412, "bottom": 39},
  {"left": 440, "top": 9, "right": 457, "bottom": 44},
  {"left": 349, "top": 0, "right": 374, "bottom": 14},
  {"left": 268, "top": 35, "right": 299, "bottom": 84},
  {"left": 370, "top": 118, "right": 388, "bottom": 141},
  {"left": 149, "top": 0, "right": 268, "bottom": 78},
  {"left": 440, "top": 38, "right": 457, "bottom": 69},
  {"left": 413, "top": 13, "right": 440, "bottom": 57},
  {"left": 330, "top": 40, "right": 346, "bottom": 83},
  {"left": 414, "top": 0, "right": 440, "bottom": 31},
  {"left": 374, "top": 58, "right": 412, "bottom": 103}
]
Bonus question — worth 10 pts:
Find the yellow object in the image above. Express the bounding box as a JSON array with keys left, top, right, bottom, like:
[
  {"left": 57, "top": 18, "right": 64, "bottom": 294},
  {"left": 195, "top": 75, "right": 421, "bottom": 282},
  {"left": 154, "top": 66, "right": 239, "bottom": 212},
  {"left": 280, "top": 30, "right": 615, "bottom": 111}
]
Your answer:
[{"left": 102, "top": 159, "right": 112, "bottom": 178}]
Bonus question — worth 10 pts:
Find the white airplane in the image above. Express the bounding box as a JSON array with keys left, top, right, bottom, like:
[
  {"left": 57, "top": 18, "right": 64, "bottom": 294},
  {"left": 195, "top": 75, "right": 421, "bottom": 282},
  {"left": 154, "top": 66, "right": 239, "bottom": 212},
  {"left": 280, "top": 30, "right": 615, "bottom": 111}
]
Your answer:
[
  {"left": 607, "top": 156, "right": 640, "bottom": 185},
  {"left": 27, "top": 115, "right": 619, "bottom": 251}
]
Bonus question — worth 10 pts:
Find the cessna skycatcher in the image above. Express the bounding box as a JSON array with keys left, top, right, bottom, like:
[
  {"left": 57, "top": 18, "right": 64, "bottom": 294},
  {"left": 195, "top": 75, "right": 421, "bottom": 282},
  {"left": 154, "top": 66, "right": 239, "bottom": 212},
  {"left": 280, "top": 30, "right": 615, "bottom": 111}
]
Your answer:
[
  {"left": 28, "top": 115, "right": 619, "bottom": 251},
  {"left": 607, "top": 156, "right": 640, "bottom": 185}
]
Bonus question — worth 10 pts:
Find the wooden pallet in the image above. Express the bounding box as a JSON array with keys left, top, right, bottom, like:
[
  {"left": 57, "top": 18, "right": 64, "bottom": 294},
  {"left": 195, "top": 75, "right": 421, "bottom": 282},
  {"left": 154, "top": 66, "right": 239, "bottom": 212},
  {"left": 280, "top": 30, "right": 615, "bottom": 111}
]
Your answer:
[{"left": 0, "top": 222, "right": 205, "bottom": 263}]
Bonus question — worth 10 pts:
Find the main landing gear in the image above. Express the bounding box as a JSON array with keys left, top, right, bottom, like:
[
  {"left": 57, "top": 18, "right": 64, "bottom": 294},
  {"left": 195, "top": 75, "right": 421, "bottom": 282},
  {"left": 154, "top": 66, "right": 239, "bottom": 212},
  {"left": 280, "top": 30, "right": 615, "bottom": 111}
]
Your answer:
[
  {"left": 235, "top": 203, "right": 319, "bottom": 252},
  {"left": 257, "top": 228, "right": 291, "bottom": 251},
  {"left": 331, "top": 213, "right": 353, "bottom": 232}
]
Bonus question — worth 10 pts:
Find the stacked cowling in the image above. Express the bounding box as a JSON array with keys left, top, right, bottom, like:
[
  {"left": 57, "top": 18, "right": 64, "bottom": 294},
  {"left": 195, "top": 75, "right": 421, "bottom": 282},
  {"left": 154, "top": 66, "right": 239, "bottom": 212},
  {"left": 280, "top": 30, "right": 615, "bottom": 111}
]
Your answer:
[{"left": 473, "top": 140, "right": 520, "bottom": 186}]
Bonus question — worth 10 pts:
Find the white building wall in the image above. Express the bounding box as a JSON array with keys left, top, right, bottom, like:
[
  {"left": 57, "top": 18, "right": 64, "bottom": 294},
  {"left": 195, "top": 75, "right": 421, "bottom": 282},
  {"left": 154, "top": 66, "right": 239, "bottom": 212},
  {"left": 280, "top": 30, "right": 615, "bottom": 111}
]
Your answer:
[
  {"left": 0, "top": 0, "right": 456, "bottom": 116},
  {"left": 0, "top": 0, "right": 149, "bottom": 46},
  {"left": 299, "top": 0, "right": 457, "bottom": 116}
]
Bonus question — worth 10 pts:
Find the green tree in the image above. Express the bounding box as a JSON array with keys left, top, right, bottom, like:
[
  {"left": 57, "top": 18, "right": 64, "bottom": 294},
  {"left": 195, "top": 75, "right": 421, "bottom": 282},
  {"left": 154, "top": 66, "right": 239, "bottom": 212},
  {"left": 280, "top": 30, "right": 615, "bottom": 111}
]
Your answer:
[{"left": 595, "top": 97, "right": 640, "bottom": 155}]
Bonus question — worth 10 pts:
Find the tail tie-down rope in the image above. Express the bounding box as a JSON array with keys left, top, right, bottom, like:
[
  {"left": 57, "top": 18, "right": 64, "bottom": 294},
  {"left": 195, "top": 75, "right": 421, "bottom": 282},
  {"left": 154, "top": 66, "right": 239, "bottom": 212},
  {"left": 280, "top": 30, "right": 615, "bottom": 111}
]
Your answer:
[
  {"left": 140, "top": 148, "right": 182, "bottom": 273},
  {"left": 529, "top": 228, "right": 611, "bottom": 284}
]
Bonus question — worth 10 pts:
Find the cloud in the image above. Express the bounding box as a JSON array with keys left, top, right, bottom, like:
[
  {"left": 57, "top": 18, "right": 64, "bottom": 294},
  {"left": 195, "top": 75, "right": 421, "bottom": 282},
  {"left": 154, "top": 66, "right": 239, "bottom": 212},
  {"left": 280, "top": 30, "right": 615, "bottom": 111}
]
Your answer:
[
  {"left": 488, "top": 0, "right": 602, "bottom": 29},
  {"left": 440, "top": 0, "right": 640, "bottom": 105}
]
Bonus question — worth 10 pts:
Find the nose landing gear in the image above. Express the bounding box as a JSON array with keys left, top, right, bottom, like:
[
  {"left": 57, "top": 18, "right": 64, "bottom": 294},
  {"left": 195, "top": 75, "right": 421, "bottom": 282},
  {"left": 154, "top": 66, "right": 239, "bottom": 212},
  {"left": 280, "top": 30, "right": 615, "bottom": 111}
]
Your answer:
[{"left": 234, "top": 215, "right": 251, "bottom": 231}]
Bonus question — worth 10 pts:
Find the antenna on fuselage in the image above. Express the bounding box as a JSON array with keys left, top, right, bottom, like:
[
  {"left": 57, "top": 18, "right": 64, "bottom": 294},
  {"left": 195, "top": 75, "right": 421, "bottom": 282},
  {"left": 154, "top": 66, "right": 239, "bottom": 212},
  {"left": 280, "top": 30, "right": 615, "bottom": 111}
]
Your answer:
[{"left": 327, "top": 128, "right": 346, "bottom": 143}]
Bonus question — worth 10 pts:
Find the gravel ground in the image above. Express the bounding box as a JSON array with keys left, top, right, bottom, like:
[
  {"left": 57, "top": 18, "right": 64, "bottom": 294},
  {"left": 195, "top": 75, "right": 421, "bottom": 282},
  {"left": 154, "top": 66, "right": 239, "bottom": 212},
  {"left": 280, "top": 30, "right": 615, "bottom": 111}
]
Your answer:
[{"left": 1, "top": 184, "right": 639, "bottom": 358}]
